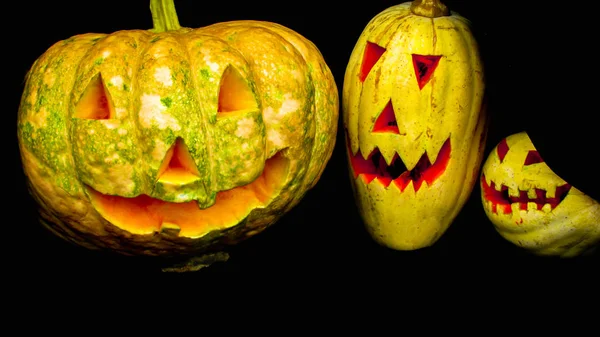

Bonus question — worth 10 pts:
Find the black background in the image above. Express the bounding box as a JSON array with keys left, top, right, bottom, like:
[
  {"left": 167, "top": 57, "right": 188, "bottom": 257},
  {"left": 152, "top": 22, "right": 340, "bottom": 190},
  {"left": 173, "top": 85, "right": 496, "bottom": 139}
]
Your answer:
[{"left": 9, "top": 0, "right": 598, "bottom": 279}]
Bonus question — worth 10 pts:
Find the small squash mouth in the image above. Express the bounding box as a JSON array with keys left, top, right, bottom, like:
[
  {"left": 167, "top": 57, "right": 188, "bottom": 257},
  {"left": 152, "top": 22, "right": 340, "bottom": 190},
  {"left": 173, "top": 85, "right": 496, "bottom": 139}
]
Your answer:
[
  {"left": 347, "top": 137, "right": 451, "bottom": 191},
  {"left": 481, "top": 174, "right": 572, "bottom": 215},
  {"left": 86, "top": 151, "right": 289, "bottom": 238}
]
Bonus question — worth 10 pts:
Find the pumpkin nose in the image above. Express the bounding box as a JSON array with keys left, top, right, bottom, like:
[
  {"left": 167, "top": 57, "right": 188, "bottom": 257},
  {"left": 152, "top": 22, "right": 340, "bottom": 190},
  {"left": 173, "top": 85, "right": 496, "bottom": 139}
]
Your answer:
[
  {"left": 154, "top": 137, "right": 212, "bottom": 207},
  {"left": 157, "top": 137, "right": 200, "bottom": 184}
]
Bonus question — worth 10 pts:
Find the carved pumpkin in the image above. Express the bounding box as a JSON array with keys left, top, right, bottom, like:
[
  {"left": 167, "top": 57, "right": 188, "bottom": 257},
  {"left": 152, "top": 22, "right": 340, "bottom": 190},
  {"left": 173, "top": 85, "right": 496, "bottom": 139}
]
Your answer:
[
  {"left": 17, "top": 0, "right": 338, "bottom": 257},
  {"left": 480, "top": 132, "right": 599, "bottom": 257},
  {"left": 342, "top": 0, "right": 487, "bottom": 250}
]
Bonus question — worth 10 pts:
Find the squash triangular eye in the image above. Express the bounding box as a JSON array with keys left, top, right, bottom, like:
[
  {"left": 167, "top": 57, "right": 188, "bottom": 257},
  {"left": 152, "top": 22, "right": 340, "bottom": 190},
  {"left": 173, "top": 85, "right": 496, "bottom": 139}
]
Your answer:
[
  {"left": 497, "top": 138, "right": 509, "bottom": 162},
  {"left": 372, "top": 100, "right": 399, "bottom": 134},
  {"left": 360, "top": 41, "right": 386, "bottom": 82},
  {"left": 412, "top": 54, "right": 441, "bottom": 90},
  {"left": 524, "top": 150, "right": 544, "bottom": 166},
  {"left": 157, "top": 137, "right": 200, "bottom": 184},
  {"left": 74, "top": 73, "right": 115, "bottom": 119},
  {"left": 217, "top": 65, "right": 257, "bottom": 116}
]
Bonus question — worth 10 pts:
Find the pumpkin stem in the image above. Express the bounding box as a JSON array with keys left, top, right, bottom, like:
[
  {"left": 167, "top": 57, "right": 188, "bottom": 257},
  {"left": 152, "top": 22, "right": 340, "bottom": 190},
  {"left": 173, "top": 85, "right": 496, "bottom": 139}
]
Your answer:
[
  {"left": 150, "top": 0, "right": 181, "bottom": 32},
  {"left": 410, "top": 0, "right": 450, "bottom": 18}
]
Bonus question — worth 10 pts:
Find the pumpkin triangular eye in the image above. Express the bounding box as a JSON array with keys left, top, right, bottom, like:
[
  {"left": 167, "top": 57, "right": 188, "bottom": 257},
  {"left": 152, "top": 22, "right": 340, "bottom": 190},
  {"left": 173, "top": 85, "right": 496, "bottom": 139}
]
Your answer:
[
  {"left": 157, "top": 137, "right": 200, "bottom": 184},
  {"left": 497, "top": 138, "right": 509, "bottom": 162},
  {"left": 360, "top": 41, "right": 386, "bottom": 82},
  {"left": 412, "top": 54, "right": 441, "bottom": 90},
  {"left": 524, "top": 150, "right": 544, "bottom": 165},
  {"left": 74, "top": 73, "right": 115, "bottom": 119},
  {"left": 372, "top": 100, "right": 399, "bottom": 134},
  {"left": 217, "top": 65, "right": 257, "bottom": 117}
]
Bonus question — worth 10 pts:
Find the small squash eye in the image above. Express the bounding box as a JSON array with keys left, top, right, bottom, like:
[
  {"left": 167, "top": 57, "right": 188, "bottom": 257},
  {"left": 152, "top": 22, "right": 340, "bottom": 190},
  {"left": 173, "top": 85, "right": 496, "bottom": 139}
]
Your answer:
[
  {"left": 524, "top": 150, "right": 544, "bottom": 165},
  {"left": 497, "top": 138, "right": 509, "bottom": 162}
]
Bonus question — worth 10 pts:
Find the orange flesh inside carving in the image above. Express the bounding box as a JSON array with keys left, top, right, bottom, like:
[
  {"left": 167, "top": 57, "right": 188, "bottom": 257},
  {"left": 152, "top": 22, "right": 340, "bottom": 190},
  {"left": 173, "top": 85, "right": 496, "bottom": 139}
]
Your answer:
[
  {"left": 87, "top": 152, "right": 289, "bottom": 237},
  {"left": 157, "top": 137, "right": 200, "bottom": 185},
  {"left": 218, "top": 65, "right": 258, "bottom": 115},
  {"left": 74, "top": 74, "right": 115, "bottom": 120}
]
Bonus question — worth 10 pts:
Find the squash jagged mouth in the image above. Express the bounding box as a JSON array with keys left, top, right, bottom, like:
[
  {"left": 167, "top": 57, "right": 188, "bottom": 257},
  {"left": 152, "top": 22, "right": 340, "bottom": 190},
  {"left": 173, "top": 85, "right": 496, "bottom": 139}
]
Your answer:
[
  {"left": 481, "top": 174, "right": 572, "bottom": 215},
  {"left": 347, "top": 137, "right": 451, "bottom": 191},
  {"left": 86, "top": 151, "right": 289, "bottom": 238}
]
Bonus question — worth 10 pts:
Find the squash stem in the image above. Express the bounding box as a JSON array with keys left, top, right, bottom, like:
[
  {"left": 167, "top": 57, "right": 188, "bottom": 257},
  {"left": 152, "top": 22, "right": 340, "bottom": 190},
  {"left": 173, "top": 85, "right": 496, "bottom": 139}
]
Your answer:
[
  {"left": 150, "top": 0, "right": 181, "bottom": 32},
  {"left": 410, "top": 0, "right": 450, "bottom": 18}
]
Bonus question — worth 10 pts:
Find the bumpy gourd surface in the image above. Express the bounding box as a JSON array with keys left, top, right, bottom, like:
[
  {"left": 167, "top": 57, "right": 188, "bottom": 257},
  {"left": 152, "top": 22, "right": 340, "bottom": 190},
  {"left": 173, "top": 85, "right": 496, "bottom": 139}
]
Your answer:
[{"left": 18, "top": 21, "right": 338, "bottom": 255}]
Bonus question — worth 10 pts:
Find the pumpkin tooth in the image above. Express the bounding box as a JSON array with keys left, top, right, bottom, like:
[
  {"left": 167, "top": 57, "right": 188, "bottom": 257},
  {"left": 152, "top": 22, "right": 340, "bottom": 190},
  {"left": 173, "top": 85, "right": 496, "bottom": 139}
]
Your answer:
[
  {"left": 379, "top": 148, "right": 398, "bottom": 167},
  {"left": 481, "top": 176, "right": 511, "bottom": 214},
  {"left": 549, "top": 184, "right": 572, "bottom": 208},
  {"left": 517, "top": 180, "right": 534, "bottom": 193},
  {"left": 507, "top": 186, "right": 521, "bottom": 198},
  {"left": 483, "top": 174, "right": 492, "bottom": 188},
  {"left": 509, "top": 202, "right": 521, "bottom": 215},
  {"left": 360, "top": 144, "right": 377, "bottom": 161},
  {"left": 350, "top": 137, "right": 451, "bottom": 191},
  {"left": 527, "top": 188, "right": 538, "bottom": 200},
  {"left": 541, "top": 203, "right": 552, "bottom": 213},
  {"left": 527, "top": 202, "right": 539, "bottom": 212},
  {"left": 545, "top": 186, "right": 557, "bottom": 199},
  {"left": 160, "top": 222, "right": 181, "bottom": 235}
]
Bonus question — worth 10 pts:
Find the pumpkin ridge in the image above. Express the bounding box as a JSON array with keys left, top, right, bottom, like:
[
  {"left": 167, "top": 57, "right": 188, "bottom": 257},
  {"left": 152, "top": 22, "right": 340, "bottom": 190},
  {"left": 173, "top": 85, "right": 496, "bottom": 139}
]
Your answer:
[
  {"left": 453, "top": 95, "right": 487, "bottom": 218},
  {"left": 130, "top": 31, "right": 162, "bottom": 192},
  {"left": 71, "top": 30, "right": 157, "bottom": 195},
  {"left": 173, "top": 31, "right": 216, "bottom": 199},
  {"left": 21, "top": 35, "right": 107, "bottom": 196},
  {"left": 244, "top": 24, "right": 314, "bottom": 190},
  {"left": 446, "top": 20, "right": 486, "bottom": 219},
  {"left": 64, "top": 38, "right": 95, "bottom": 191},
  {"left": 17, "top": 2, "right": 339, "bottom": 257},
  {"left": 201, "top": 20, "right": 339, "bottom": 208},
  {"left": 266, "top": 25, "right": 338, "bottom": 191},
  {"left": 275, "top": 34, "right": 319, "bottom": 191},
  {"left": 40, "top": 35, "right": 88, "bottom": 190},
  {"left": 448, "top": 15, "right": 483, "bottom": 136}
]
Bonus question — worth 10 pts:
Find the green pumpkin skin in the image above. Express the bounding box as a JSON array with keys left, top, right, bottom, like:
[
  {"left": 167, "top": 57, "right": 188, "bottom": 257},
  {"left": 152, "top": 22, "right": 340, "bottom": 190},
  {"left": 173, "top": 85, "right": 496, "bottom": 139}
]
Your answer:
[{"left": 17, "top": 5, "right": 338, "bottom": 256}]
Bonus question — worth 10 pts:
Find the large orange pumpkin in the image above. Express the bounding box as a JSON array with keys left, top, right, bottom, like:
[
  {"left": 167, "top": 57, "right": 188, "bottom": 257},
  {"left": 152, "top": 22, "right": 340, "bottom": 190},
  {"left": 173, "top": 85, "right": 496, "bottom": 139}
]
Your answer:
[{"left": 17, "top": 0, "right": 338, "bottom": 257}]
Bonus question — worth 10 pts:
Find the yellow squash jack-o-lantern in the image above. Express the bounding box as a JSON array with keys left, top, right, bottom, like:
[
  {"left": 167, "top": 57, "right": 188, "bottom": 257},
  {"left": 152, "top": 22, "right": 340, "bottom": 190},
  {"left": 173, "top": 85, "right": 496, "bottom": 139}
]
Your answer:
[
  {"left": 342, "top": 0, "right": 487, "bottom": 250},
  {"left": 480, "top": 132, "right": 600, "bottom": 257}
]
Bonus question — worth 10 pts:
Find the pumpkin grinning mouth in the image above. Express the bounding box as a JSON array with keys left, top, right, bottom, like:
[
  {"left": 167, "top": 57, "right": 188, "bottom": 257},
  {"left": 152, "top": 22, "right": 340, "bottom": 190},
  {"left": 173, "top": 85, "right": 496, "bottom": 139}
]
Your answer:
[
  {"left": 481, "top": 174, "right": 572, "bottom": 215},
  {"left": 85, "top": 151, "right": 289, "bottom": 238},
  {"left": 347, "top": 137, "right": 451, "bottom": 191}
]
